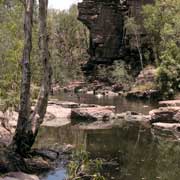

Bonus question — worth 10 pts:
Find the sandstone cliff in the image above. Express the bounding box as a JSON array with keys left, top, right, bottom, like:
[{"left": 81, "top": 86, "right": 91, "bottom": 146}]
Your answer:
[{"left": 78, "top": 0, "right": 154, "bottom": 79}]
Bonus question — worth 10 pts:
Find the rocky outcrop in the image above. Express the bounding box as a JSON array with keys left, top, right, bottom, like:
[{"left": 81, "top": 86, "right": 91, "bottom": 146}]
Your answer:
[
  {"left": 126, "top": 89, "right": 160, "bottom": 99},
  {"left": 0, "top": 110, "right": 18, "bottom": 145},
  {"left": 149, "top": 100, "right": 180, "bottom": 139},
  {"left": 78, "top": 0, "right": 154, "bottom": 78},
  {"left": 126, "top": 66, "right": 160, "bottom": 99},
  {"left": 78, "top": 0, "right": 125, "bottom": 77},
  {"left": 71, "top": 106, "right": 115, "bottom": 123},
  {"left": 52, "top": 81, "right": 86, "bottom": 94},
  {"left": 134, "top": 65, "right": 156, "bottom": 86},
  {"left": 149, "top": 107, "right": 180, "bottom": 123},
  {"left": 78, "top": 0, "right": 125, "bottom": 62}
]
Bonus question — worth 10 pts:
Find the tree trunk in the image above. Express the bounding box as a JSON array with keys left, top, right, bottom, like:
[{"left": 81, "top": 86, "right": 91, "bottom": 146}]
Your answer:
[
  {"left": 29, "top": 0, "right": 52, "bottom": 145},
  {"left": 9, "top": 0, "right": 52, "bottom": 157},
  {"left": 9, "top": 0, "right": 34, "bottom": 155},
  {"left": 134, "top": 31, "right": 144, "bottom": 71}
]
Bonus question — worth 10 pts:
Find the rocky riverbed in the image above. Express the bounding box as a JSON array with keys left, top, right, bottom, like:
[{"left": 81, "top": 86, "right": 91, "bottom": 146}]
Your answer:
[
  {"left": 1, "top": 98, "right": 180, "bottom": 149},
  {"left": 1, "top": 99, "right": 180, "bottom": 179}
]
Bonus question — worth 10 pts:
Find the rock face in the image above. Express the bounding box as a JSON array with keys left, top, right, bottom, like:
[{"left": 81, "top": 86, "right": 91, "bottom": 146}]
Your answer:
[
  {"left": 78, "top": 0, "right": 154, "bottom": 78},
  {"left": 78, "top": 0, "right": 125, "bottom": 64}
]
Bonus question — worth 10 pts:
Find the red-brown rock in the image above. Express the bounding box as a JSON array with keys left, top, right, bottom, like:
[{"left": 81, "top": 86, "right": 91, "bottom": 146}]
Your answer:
[
  {"left": 71, "top": 106, "right": 115, "bottom": 123},
  {"left": 149, "top": 107, "right": 180, "bottom": 123}
]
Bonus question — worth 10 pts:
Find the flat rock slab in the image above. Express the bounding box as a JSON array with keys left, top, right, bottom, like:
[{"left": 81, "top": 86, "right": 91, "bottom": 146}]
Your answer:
[
  {"left": 49, "top": 99, "right": 99, "bottom": 109},
  {"left": 159, "top": 100, "right": 180, "bottom": 107},
  {"left": 42, "top": 104, "right": 71, "bottom": 127},
  {"left": 48, "top": 100, "right": 80, "bottom": 108},
  {"left": 149, "top": 107, "right": 180, "bottom": 123},
  {"left": 0, "top": 172, "right": 39, "bottom": 180},
  {"left": 126, "top": 89, "right": 159, "bottom": 99},
  {"left": 77, "top": 113, "right": 151, "bottom": 130},
  {"left": 71, "top": 106, "right": 115, "bottom": 123},
  {"left": 153, "top": 122, "right": 180, "bottom": 130}
]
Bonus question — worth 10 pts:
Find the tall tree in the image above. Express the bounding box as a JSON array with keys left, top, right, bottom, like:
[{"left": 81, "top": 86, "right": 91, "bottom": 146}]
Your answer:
[{"left": 9, "top": 0, "right": 52, "bottom": 157}]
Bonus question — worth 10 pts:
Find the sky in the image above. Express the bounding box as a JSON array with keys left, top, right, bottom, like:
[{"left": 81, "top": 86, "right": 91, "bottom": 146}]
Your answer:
[{"left": 48, "top": 0, "right": 82, "bottom": 10}]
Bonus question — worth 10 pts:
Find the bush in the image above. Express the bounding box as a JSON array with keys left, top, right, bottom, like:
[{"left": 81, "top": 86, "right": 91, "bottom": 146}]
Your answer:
[
  {"left": 111, "top": 61, "right": 133, "bottom": 90},
  {"left": 67, "top": 148, "right": 105, "bottom": 180},
  {"left": 143, "top": 0, "right": 180, "bottom": 98}
]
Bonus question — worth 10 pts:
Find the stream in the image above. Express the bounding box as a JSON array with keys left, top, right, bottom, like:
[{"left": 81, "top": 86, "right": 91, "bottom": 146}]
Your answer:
[{"left": 36, "top": 93, "right": 180, "bottom": 180}]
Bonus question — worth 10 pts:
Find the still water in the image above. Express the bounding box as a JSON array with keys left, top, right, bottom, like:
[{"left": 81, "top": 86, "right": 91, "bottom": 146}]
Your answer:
[
  {"left": 36, "top": 94, "right": 180, "bottom": 180},
  {"left": 57, "top": 92, "right": 158, "bottom": 114}
]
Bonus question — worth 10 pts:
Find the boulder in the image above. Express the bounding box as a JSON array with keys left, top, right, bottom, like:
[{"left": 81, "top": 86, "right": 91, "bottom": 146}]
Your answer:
[
  {"left": 126, "top": 89, "right": 160, "bottom": 99},
  {"left": 149, "top": 107, "right": 180, "bottom": 123},
  {"left": 0, "top": 126, "right": 12, "bottom": 145},
  {"left": 71, "top": 106, "right": 115, "bottom": 123},
  {"left": 0, "top": 172, "right": 39, "bottom": 180},
  {"left": 105, "top": 91, "right": 119, "bottom": 97}
]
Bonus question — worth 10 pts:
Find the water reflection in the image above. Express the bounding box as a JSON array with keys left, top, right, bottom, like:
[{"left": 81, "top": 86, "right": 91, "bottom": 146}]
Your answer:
[
  {"left": 36, "top": 93, "right": 178, "bottom": 180},
  {"left": 56, "top": 93, "right": 157, "bottom": 114},
  {"left": 41, "top": 168, "right": 67, "bottom": 180},
  {"left": 36, "top": 123, "right": 180, "bottom": 180}
]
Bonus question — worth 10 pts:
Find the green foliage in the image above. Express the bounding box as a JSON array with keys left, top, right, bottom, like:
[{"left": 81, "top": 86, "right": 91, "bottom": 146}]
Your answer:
[
  {"left": 48, "top": 5, "right": 89, "bottom": 85},
  {"left": 0, "top": 1, "right": 40, "bottom": 108},
  {"left": 112, "top": 61, "right": 133, "bottom": 88},
  {"left": 67, "top": 148, "right": 105, "bottom": 180},
  {"left": 0, "top": 3, "right": 88, "bottom": 108},
  {"left": 124, "top": 17, "right": 144, "bottom": 71},
  {"left": 95, "top": 61, "right": 133, "bottom": 89},
  {"left": 132, "top": 82, "right": 157, "bottom": 92},
  {"left": 156, "top": 41, "right": 180, "bottom": 98},
  {"left": 143, "top": 0, "right": 180, "bottom": 98},
  {"left": 0, "top": 0, "right": 23, "bottom": 108}
]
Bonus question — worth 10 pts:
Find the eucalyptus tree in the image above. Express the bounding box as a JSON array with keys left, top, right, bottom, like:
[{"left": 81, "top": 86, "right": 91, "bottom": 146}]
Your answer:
[{"left": 9, "top": 0, "right": 52, "bottom": 157}]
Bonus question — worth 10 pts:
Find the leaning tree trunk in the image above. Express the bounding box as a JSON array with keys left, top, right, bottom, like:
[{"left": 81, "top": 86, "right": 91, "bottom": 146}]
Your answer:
[
  {"left": 28, "top": 0, "right": 52, "bottom": 148},
  {"left": 9, "top": 0, "right": 52, "bottom": 157}
]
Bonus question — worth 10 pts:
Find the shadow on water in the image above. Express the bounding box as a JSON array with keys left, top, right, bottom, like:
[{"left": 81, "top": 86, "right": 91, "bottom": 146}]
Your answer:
[{"left": 36, "top": 93, "right": 180, "bottom": 180}]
